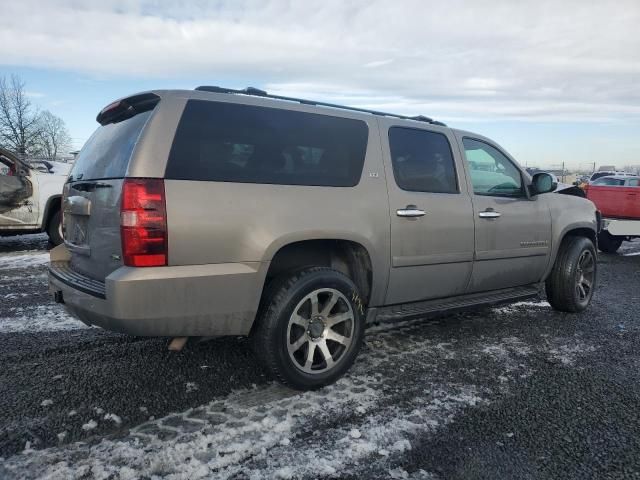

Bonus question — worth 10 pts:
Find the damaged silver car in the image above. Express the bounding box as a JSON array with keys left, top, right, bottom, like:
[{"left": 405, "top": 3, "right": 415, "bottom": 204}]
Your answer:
[{"left": 0, "top": 147, "right": 67, "bottom": 245}]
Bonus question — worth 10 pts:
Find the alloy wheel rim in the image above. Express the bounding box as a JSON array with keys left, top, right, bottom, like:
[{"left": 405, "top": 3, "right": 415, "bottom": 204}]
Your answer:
[
  {"left": 575, "top": 250, "right": 595, "bottom": 302},
  {"left": 286, "top": 288, "right": 355, "bottom": 375}
]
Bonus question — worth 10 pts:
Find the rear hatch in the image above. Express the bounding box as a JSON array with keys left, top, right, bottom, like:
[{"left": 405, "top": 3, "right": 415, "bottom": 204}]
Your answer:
[{"left": 64, "top": 94, "right": 159, "bottom": 282}]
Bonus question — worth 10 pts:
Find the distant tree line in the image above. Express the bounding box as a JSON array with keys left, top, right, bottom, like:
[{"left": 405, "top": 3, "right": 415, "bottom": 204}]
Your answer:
[{"left": 0, "top": 74, "right": 72, "bottom": 160}]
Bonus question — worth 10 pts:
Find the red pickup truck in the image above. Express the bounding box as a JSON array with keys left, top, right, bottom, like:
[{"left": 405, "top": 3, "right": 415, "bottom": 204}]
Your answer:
[{"left": 586, "top": 175, "right": 640, "bottom": 252}]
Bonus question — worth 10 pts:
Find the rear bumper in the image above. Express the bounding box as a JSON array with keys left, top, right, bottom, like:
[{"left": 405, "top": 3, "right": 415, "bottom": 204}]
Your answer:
[
  {"left": 602, "top": 218, "right": 640, "bottom": 237},
  {"left": 49, "top": 252, "right": 267, "bottom": 337}
]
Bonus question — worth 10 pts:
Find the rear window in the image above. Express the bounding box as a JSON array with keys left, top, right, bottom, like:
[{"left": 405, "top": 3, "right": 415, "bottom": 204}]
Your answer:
[
  {"left": 69, "top": 110, "right": 153, "bottom": 181},
  {"left": 592, "top": 177, "right": 625, "bottom": 186},
  {"left": 165, "top": 100, "right": 369, "bottom": 187},
  {"left": 590, "top": 172, "right": 614, "bottom": 182}
]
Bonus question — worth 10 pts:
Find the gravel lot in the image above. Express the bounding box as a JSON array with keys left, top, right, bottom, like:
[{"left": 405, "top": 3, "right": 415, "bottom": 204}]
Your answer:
[{"left": 1, "top": 234, "right": 639, "bottom": 479}]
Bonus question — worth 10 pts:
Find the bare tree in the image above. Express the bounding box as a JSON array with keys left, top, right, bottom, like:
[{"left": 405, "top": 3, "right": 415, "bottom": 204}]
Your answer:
[
  {"left": 0, "top": 75, "right": 42, "bottom": 157},
  {"left": 37, "top": 110, "right": 72, "bottom": 159}
]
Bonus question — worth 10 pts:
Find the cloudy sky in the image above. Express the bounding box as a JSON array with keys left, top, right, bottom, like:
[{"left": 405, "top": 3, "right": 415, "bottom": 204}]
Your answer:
[{"left": 1, "top": 0, "right": 639, "bottom": 169}]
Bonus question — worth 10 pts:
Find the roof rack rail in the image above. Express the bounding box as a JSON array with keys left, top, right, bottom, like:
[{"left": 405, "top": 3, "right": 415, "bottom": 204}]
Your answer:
[{"left": 194, "top": 85, "right": 447, "bottom": 127}]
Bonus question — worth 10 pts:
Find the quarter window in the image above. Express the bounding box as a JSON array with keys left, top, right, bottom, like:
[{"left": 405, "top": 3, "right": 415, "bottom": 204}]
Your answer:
[
  {"left": 462, "top": 138, "right": 524, "bottom": 197},
  {"left": 388, "top": 127, "right": 458, "bottom": 194},
  {"left": 166, "top": 100, "right": 369, "bottom": 187}
]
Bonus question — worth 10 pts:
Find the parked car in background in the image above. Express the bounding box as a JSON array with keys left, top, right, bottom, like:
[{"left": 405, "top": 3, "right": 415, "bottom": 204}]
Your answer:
[
  {"left": 588, "top": 170, "right": 635, "bottom": 184},
  {"left": 586, "top": 175, "right": 640, "bottom": 252},
  {"left": 50, "top": 87, "right": 599, "bottom": 390},
  {"left": 590, "top": 175, "right": 640, "bottom": 187},
  {"left": 0, "top": 147, "right": 67, "bottom": 245}
]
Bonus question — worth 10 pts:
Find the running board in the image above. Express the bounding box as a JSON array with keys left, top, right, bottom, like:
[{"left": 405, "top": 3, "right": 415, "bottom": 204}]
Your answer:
[{"left": 369, "top": 284, "right": 541, "bottom": 324}]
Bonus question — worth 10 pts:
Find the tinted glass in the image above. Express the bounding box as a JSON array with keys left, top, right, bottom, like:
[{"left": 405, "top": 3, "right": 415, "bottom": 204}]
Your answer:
[
  {"left": 70, "top": 110, "right": 153, "bottom": 181},
  {"left": 590, "top": 172, "right": 614, "bottom": 181},
  {"left": 463, "top": 138, "right": 524, "bottom": 197},
  {"left": 592, "top": 177, "right": 625, "bottom": 186},
  {"left": 388, "top": 127, "right": 458, "bottom": 193},
  {"left": 166, "top": 100, "right": 369, "bottom": 187},
  {"left": 627, "top": 178, "right": 639, "bottom": 187}
]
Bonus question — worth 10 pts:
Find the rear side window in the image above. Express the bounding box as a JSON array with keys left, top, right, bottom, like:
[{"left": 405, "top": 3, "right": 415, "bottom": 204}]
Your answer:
[
  {"left": 166, "top": 100, "right": 368, "bottom": 187},
  {"left": 592, "top": 177, "right": 625, "bottom": 186},
  {"left": 388, "top": 127, "right": 458, "bottom": 193},
  {"left": 70, "top": 110, "right": 153, "bottom": 181}
]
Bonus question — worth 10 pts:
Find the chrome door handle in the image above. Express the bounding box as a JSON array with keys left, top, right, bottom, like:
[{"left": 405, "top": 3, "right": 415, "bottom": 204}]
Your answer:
[
  {"left": 478, "top": 210, "right": 501, "bottom": 219},
  {"left": 397, "top": 206, "right": 426, "bottom": 217}
]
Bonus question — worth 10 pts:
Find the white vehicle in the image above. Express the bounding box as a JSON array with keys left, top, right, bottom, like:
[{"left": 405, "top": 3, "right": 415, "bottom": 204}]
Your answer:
[
  {"left": 0, "top": 147, "right": 68, "bottom": 245},
  {"left": 588, "top": 170, "right": 635, "bottom": 183}
]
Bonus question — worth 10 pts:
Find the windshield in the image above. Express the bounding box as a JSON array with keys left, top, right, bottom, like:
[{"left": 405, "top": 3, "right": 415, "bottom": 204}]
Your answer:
[{"left": 69, "top": 110, "right": 152, "bottom": 181}]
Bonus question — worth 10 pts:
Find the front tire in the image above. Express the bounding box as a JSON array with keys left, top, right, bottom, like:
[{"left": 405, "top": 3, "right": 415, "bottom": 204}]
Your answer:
[
  {"left": 47, "top": 209, "right": 63, "bottom": 246},
  {"left": 545, "top": 236, "right": 597, "bottom": 313},
  {"left": 252, "top": 267, "right": 365, "bottom": 390},
  {"left": 597, "top": 231, "right": 622, "bottom": 254}
]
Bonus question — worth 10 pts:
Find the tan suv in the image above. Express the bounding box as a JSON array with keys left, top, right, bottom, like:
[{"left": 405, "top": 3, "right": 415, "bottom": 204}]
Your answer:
[{"left": 49, "top": 86, "right": 599, "bottom": 390}]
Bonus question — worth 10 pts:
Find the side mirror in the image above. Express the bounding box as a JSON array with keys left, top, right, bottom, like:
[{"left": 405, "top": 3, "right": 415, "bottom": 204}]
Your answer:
[{"left": 530, "top": 172, "right": 557, "bottom": 195}]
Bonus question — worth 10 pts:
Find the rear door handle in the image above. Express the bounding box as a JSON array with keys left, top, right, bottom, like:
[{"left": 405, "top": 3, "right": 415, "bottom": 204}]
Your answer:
[
  {"left": 397, "top": 205, "right": 426, "bottom": 217},
  {"left": 478, "top": 209, "right": 501, "bottom": 219}
]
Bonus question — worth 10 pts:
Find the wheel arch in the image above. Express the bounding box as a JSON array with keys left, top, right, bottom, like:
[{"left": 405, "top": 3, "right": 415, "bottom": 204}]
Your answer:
[
  {"left": 261, "top": 237, "right": 376, "bottom": 307},
  {"left": 42, "top": 194, "right": 62, "bottom": 230},
  {"left": 543, "top": 223, "right": 597, "bottom": 281}
]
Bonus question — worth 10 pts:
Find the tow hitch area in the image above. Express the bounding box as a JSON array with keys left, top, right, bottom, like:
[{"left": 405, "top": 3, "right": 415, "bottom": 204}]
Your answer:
[{"left": 52, "top": 290, "right": 64, "bottom": 304}]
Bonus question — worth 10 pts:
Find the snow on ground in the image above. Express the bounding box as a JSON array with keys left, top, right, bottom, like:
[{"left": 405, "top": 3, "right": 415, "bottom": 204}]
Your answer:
[
  {"left": 620, "top": 239, "right": 640, "bottom": 256},
  {"left": 547, "top": 342, "right": 598, "bottom": 366},
  {"left": 0, "top": 233, "right": 49, "bottom": 253},
  {"left": 0, "top": 304, "right": 89, "bottom": 333},
  {"left": 1, "top": 316, "right": 598, "bottom": 480},
  {"left": 491, "top": 299, "right": 550, "bottom": 315},
  {"left": 0, "top": 252, "right": 50, "bottom": 270}
]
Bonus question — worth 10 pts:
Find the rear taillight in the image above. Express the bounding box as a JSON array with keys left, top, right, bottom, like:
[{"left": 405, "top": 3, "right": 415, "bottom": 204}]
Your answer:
[{"left": 120, "top": 178, "right": 168, "bottom": 267}]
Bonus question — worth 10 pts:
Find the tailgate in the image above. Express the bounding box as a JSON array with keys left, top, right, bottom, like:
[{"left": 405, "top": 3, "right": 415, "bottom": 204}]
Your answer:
[
  {"left": 64, "top": 179, "right": 124, "bottom": 281},
  {"left": 63, "top": 102, "right": 157, "bottom": 282},
  {"left": 587, "top": 185, "right": 640, "bottom": 219}
]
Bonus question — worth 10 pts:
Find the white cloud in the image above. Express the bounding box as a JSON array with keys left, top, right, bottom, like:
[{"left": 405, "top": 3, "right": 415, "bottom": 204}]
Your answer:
[{"left": 1, "top": 0, "right": 639, "bottom": 123}]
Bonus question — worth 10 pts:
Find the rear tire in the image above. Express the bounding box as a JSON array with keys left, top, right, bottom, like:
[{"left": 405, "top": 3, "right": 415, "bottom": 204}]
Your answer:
[
  {"left": 545, "top": 236, "right": 597, "bottom": 313},
  {"left": 47, "top": 209, "right": 63, "bottom": 246},
  {"left": 597, "top": 231, "right": 622, "bottom": 254},
  {"left": 252, "top": 267, "right": 365, "bottom": 390}
]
